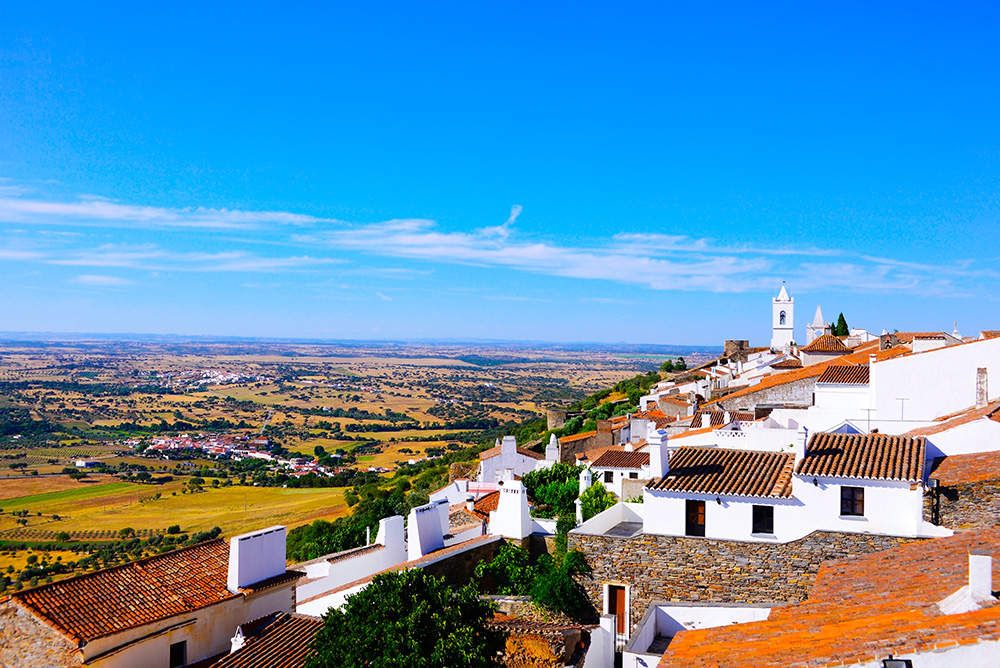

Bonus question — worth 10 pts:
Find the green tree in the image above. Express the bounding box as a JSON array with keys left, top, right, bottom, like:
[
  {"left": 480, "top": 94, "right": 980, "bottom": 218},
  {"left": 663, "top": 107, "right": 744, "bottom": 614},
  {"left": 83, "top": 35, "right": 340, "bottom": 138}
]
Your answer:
[
  {"left": 306, "top": 569, "right": 506, "bottom": 668},
  {"left": 580, "top": 481, "right": 616, "bottom": 521},
  {"left": 675, "top": 357, "right": 688, "bottom": 371},
  {"left": 474, "top": 543, "right": 591, "bottom": 619},
  {"left": 660, "top": 359, "right": 675, "bottom": 372},
  {"left": 835, "top": 313, "right": 850, "bottom": 336}
]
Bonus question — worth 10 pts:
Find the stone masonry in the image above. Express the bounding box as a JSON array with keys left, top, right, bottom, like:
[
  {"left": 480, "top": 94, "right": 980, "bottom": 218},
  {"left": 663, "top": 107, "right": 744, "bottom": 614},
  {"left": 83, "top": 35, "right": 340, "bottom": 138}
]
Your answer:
[
  {"left": 569, "top": 530, "right": 915, "bottom": 634},
  {"left": 925, "top": 481, "right": 1000, "bottom": 530},
  {"left": 0, "top": 599, "right": 79, "bottom": 667}
]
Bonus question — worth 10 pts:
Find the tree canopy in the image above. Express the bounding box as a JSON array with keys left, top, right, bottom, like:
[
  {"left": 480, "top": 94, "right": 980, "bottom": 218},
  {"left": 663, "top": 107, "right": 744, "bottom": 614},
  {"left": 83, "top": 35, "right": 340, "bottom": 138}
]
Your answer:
[
  {"left": 306, "top": 569, "right": 507, "bottom": 668},
  {"left": 580, "top": 481, "right": 617, "bottom": 521},
  {"left": 834, "top": 313, "right": 850, "bottom": 337}
]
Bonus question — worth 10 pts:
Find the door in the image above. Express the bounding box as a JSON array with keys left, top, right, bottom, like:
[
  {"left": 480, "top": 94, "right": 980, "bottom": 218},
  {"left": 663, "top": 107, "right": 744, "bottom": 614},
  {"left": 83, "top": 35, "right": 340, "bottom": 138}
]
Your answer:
[
  {"left": 685, "top": 499, "right": 706, "bottom": 537},
  {"left": 608, "top": 585, "right": 627, "bottom": 634}
]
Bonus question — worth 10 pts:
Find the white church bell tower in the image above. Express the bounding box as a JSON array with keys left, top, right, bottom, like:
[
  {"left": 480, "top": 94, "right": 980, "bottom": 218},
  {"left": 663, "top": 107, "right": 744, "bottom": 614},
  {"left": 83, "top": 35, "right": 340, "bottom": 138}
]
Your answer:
[{"left": 771, "top": 283, "right": 794, "bottom": 351}]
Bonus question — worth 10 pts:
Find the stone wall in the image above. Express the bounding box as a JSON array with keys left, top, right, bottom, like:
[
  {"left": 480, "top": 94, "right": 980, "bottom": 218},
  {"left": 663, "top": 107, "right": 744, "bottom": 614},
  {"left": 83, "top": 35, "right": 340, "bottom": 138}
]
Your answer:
[
  {"left": 925, "top": 480, "right": 1000, "bottom": 529},
  {"left": 421, "top": 538, "right": 504, "bottom": 588},
  {"left": 714, "top": 376, "right": 815, "bottom": 412},
  {"left": 568, "top": 530, "right": 915, "bottom": 633},
  {"left": 0, "top": 600, "right": 79, "bottom": 666}
]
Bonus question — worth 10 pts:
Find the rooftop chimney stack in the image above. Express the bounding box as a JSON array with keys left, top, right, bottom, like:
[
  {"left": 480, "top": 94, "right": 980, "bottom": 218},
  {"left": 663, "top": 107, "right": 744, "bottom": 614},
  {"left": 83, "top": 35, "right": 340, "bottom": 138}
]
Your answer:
[
  {"left": 227, "top": 525, "right": 287, "bottom": 594},
  {"left": 970, "top": 551, "right": 993, "bottom": 601},
  {"left": 977, "top": 368, "right": 989, "bottom": 409},
  {"left": 648, "top": 428, "right": 670, "bottom": 479}
]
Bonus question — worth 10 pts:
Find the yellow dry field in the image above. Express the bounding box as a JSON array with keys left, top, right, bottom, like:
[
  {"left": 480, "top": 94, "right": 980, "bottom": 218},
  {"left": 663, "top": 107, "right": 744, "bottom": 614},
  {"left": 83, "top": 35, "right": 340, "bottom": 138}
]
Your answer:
[
  {"left": 0, "top": 475, "right": 95, "bottom": 501},
  {"left": 355, "top": 441, "right": 452, "bottom": 469},
  {"left": 0, "top": 476, "right": 349, "bottom": 537}
]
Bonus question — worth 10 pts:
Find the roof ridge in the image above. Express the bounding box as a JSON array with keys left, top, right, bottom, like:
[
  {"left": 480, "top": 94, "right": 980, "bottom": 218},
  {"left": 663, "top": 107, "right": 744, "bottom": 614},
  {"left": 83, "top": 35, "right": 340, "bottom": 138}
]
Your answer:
[{"left": 11, "top": 537, "right": 226, "bottom": 601}]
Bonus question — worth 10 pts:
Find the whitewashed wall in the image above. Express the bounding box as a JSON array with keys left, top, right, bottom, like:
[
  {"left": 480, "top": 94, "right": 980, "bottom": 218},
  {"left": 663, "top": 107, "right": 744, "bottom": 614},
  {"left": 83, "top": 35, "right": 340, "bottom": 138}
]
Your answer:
[
  {"left": 873, "top": 337, "right": 1000, "bottom": 424},
  {"left": 925, "top": 419, "right": 1000, "bottom": 459}
]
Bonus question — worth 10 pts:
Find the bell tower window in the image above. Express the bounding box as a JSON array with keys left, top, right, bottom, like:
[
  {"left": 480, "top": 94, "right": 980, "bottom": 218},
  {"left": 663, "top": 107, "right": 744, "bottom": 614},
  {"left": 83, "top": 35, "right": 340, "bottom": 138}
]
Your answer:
[{"left": 779, "top": 311, "right": 786, "bottom": 326}]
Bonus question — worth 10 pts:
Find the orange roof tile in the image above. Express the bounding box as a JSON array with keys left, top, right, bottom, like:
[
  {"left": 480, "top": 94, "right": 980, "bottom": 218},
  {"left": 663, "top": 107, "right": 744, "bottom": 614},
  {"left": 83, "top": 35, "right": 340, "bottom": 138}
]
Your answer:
[
  {"left": 558, "top": 430, "right": 597, "bottom": 445},
  {"left": 816, "top": 365, "right": 870, "bottom": 384},
  {"left": 647, "top": 447, "right": 794, "bottom": 498},
  {"left": 592, "top": 450, "right": 650, "bottom": 469},
  {"left": 658, "top": 529, "right": 1000, "bottom": 668},
  {"left": 769, "top": 358, "right": 802, "bottom": 369},
  {"left": 796, "top": 432, "right": 925, "bottom": 482},
  {"left": 210, "top": 613, "right": 323, "bottom": 668},
  {"left": 799, "top": 334, "right": 852, "bottom": 354},
  {"left": 706, "top": 346, "right": 907, "bottom": 408},
  {"left": 478, "top": 444, "right": 544, "bottom": 461},
  {"left": 469, "top": 490, "right": 501, "bottom": 520},
  {"left": 928, "top": 451, "right": 1000, "bottom": 486},
  {"left": 689, "top": 409, "right": 755, "bottom": 428},
  {"left": 13, "top": 539, "right": 299, "bottom": 644},
  {"left": 905, "top": 401, "right": 1000, "bottom": 436}
]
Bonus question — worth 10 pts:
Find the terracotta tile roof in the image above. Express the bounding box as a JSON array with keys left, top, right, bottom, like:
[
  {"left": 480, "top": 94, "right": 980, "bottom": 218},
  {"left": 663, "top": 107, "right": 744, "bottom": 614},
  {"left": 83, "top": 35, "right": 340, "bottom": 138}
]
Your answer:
[
  {"left": 928, "top": 451, "right": 1000, "bottom": 486},
  {"left": 816, "top": 365, "right": 870, "bottom": 384},
  {"left": 799, "top": 334, "right": 852, "bottom": 354},
  {"left": 657, "top": 396, "right": 691, "bottom": 409},
  {"left": 324, "top": 543, "right": 383, "bottom": 566},
  {"left": 981, "top": 330, "right": 1000, "bottom": 340},
  {"left": 658, "top": 529, "right": 1000, "bottom": 668},
  {"left": 689, "top": 409, "right": 755, "bottom": 428},
  {"left": 210, "top": 613, "right": 323, "bottom": 668},
  {"left": 706, "top": 346, "right": 907, "bottom": 408},
  {"left": 796, "top": 432, "right": 925, "bottom": 482},
  {"left": 14, "top": 540, "right": 237, "bottom": 643},
  {"left": 478, "top": 444, "right": 544, "bottom": 461},
  {"left": 646, "top": 447, "right": 794, "bottom": 498},
  {"left": 558, "top": 430, "right": 597, "bottom": 445},
  {"left": 769, "top": 358, "right": 802, "bottom": 369},
  {"left": 592, "top": 450, "right": 650, "bottom": 469},
  {"left": 905, "top": 401, "right": 1000, "bottom": 436},
  {"left": 469, "top": 490, "right": 501, "bottom": 520},
  {"left": 668, "top": 426, "right": 715, "bottom": 441}
]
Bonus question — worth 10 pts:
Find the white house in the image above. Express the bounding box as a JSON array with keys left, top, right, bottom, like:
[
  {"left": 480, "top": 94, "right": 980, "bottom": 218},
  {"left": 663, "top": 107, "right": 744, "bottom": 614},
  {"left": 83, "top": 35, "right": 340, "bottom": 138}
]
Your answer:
[
  {"left": 477, "top": 436, "right": 545, "bottom": 483},
  {"left": 590, "top": 449, "right": 650, "bottom": 498},
  {"left": 634, "top": 432, "right": 948, "bottom": 543}
]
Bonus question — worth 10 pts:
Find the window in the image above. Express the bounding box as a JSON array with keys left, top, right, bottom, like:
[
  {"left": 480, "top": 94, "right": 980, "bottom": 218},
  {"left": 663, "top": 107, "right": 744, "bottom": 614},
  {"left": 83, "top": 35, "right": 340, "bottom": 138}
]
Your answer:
[
  {"left": 841, "top": 486, "right": 864, "bottom": 517},
  {"left": 752, "top": 505, "right": 774, "bottom": 534},
  {"left": 779, "top": 311, "right": 786, "bottom": 325},
  {"left": 604, "top": 471, "right": 614, "bottom": 484},
  {"left": 170, "top": 641, "right": 187, "bottom": 668},
  {"left": 629, "top": 472, "right": 638, "bottom": 479},
  {"left": 685, "top": 500, "right": 705, "bottom": 537}
]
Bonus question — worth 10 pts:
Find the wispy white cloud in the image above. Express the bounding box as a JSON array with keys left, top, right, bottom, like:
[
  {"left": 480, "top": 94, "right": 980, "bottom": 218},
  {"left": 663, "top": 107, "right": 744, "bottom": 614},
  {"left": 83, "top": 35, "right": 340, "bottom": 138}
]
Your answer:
[
  {"left": 376, "top": 291, "right": 393, "bottom": 301},
  {"left": 72, "top": 274, "right": 133, "bottom": 287},
  {"left": 0, "top": 195, "right": 339, "bottom": 230},
  {"left": 47, "top": 244, "right": 341, "bottom": 273}
]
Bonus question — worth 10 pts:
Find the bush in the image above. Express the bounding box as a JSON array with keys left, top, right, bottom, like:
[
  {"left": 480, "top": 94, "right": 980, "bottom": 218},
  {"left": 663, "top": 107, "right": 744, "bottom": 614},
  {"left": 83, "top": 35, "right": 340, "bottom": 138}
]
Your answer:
[
  {"left": 580, "top": 481, "right": 617, "bottom": 521},
  {"left": 167, "top": 525, "right": 181, "bottom": 535},
  {"left": 306, "top": 569, "right": 506, "bottom": 668}
]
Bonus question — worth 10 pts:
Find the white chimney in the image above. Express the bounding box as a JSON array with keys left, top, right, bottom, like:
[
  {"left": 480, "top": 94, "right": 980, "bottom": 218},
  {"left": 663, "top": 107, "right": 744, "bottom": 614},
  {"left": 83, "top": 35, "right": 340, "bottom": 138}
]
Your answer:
[
  {"left": 546, "top": 433, "right": 559, "bottom": 462},
  {"left": 648, "top": 428, "right": 670, "bottom": 479},
  {"left": 970, "top": 551, "right": 993, "bottom": 601},
  {"left": 624, "top": 442, "right": 634, "bottom": 452},
  {"left": 579, "top": 467, "right": 592, "bottom": 495},
  {"left": 723, "top": 411, "right": 731, "bottom": 424},
  {"left": 501, "top": 435, "right": 516, "bottom": 455},
  {"left": 230, "top": 626, "right": 246, "bottom": 654},
  {"left": 227, "top": 525, "right": 287, "bottom": 593},
  {"left": 977, "top": 368, "right": 989, "bottom": 409}
]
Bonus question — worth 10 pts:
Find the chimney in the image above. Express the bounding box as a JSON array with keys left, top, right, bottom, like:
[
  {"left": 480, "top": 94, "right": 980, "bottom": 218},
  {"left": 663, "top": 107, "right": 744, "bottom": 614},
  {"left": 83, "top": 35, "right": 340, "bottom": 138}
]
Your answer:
[
  {"left": 970, "top": 551, "right": 993, "bottom": 601},
  {"left": 701, "top": 413, "right": 710, "bottom": 428},
  {"left": 227, "top": 525, "right": 287, "bottom": 594},
  {"left": 648, "top": 429, "right": 670, "bottom": 479},
  {"left": 977, "top": 368, "right": 989, "bottom": 409},
  {"left": 579, "top": 467, "right": 592, "bottom": 495},
  {"left": 501, "top": 435, "right": 516, "bottom": 455},
  {"left": 723, "top": 411, "right": 731, "bottom": 424}
]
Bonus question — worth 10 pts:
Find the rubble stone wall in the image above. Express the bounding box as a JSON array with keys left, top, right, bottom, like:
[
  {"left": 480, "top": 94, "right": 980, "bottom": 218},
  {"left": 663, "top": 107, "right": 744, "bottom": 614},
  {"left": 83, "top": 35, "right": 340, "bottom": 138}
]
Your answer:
[
  {"left": 569, "top": 530, "right": 915, "bottom": 634},
  {"left": 714, "top": 377, "right": 815, "bottom": 412},
  {"left": 0, "top": 600, "right": 79, "bottom": 667},
  {"left": 925, "top": 480, "right": 1000, "bottom": 529}
]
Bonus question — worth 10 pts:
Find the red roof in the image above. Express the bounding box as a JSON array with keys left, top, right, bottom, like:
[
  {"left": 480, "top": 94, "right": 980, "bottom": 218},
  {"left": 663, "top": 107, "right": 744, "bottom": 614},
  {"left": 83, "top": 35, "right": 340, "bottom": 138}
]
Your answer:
[
  {"left": 799, "top": 334, "right": 852, "bottom": 354},
  {"left": 816, "top": 365, "right": 870, "bottom": 384},
  {"left": 906, "top": 401, "right": 1000, "bottom": 436},
  {"left": 210, "top": 613, "right": 323, "bottom": 668},
  {"left": 478, "top": 444, "right": 544, "bottom": 461},
  {"left": 658, "top": 529, "right": 1000, "bottom": 668},
  {"left": 647, "top": 447, "right": 794, "bottom": 498},
  {"left": 592, "top": 450, "right": 650, "bottom": 469},
  {"left": 928, "top": 451, "right": 1000, "bottom": 486},
  {"left": 559, "top": 430, "right": 597, "bottom": 445},
  {"left": 707, "top": 346, "right": 907, "bottom": 408},
  {"left": 13, "top": 540, "right": 299, "bottom": 644},
  {"left": 796, "top": 432, "right": 925, "bottom": 482}
]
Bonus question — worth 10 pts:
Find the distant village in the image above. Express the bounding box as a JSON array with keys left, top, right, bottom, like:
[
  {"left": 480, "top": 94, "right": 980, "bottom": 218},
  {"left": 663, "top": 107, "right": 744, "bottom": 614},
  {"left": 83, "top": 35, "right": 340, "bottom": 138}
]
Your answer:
[{"left": 5, "top": 284, "right": 1000, "bottom": 667}]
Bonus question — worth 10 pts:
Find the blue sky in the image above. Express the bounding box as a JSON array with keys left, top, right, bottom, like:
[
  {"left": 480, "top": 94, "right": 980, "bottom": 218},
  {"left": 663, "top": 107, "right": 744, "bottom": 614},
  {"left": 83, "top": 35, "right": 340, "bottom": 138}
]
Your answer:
[{"left": 1, "top": 3, "right": 998, "bottom": 345}]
